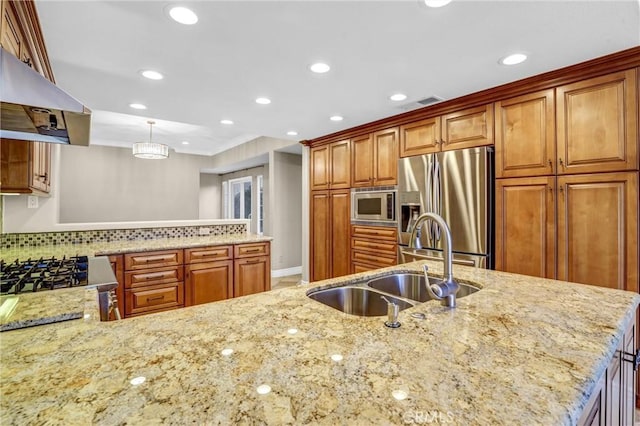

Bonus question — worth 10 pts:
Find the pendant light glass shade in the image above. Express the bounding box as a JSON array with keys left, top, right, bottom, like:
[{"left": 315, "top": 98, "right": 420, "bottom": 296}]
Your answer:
[{"left": 132, "top": 121, "right": 169, "bottom": 159}]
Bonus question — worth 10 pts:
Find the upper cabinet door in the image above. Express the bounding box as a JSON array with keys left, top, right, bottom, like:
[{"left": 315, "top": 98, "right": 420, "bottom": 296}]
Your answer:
[
  {"left": 441, "top": 104, "right": 494, "bottom": 151},
  {"left": 351, "top": 133, "right": 374, "bottom": 187},
  {"left": 399, "top": 117, "right": 441, "bottom": 157},
  {"left": 556, "top": 69, "right": 638, "bottom": 175},
  {"left": 373, "top": 127, "right": 398, "bottom": 186},
  {"left": 310, "top": 145, "right": 329, "bottom": 190},
  {"left": 495, "top": 90, "right": 556, "bottom": 178},
  {"left": 329, "top": 139, "right": 351, "bottom": 189}
]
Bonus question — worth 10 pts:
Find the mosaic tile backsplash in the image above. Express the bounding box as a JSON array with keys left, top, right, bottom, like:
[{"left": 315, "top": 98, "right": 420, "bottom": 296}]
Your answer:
[{"left": 1, "top": 224, "right": 247, "bottom": 249}]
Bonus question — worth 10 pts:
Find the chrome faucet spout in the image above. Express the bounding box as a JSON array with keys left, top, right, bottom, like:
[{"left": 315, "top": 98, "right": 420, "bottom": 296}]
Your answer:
[{"left": 408, "top": 212, "right": 459, "bottom": 308}]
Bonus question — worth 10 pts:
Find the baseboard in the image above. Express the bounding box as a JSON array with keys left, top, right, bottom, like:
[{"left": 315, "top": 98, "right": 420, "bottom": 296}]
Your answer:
[{"left": 271, "top": 266, "right": 302, "bottom": 278}]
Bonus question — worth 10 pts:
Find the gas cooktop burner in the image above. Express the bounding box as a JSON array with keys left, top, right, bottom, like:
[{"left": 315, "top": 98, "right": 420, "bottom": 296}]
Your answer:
[{"left": 0, "top": 256, "right": 89, "bottom": 295}]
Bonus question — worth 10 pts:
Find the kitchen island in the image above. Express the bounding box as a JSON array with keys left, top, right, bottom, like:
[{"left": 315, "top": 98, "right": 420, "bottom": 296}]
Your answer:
[{"left": 1, "top": 260, "right": 638, "bottom": 425}]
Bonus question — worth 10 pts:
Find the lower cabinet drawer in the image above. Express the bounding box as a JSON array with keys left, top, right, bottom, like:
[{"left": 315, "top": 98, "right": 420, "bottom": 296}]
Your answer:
[
  {"left": 125, "top": 282, "right": 184, "bottom": 317},
  {"left": 351, "top": 250, "right": 397, "bottom": 268},
  {"left": 351, "top": 238, "right": 397, "bottom": 256},
  {"left": 234, "top": 242, "right": 270, "bottom": 258},
  {"left": 125, "top": 266, "right": 184, "bottom": 289},
  {"left": 185, "top": 245, "right": 233, "bottom": 263}
]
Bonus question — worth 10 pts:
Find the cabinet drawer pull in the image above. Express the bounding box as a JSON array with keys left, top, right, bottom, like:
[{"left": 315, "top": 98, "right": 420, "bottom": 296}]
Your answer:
[
  {"left": 244, "top": 248, "right": 261, "bottom": 253},
  {"left": 245, "top": 260, "right": 261, "bottom": 264},
  {"left": 147, "top": 295, "right": 165, "bottom": 302},
  {"left": 140, "top": 255, "right": 174, "bottom": 263}
]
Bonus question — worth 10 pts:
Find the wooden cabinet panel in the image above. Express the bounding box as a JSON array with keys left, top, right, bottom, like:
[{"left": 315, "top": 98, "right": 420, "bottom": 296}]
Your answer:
[
  {"left": 578, "top": 372, "right": 606, "bottom": 426},
  {"left": 108, "top": 255, "right": 124, "bottom": 321},
  {"left": 185, "top": 260, "right": 233, "bottom": 306},
  {"left": 124, "top": 265, "right": 183, "bottom": 289},
  {"left": 1, "top": 2, "right": 22, "bottom": 57},
  {"left": 184, "top": 245, "right": 232, "bottom": 263},
  {"left": 330, "top": 190, "right": 351, "bottom": 278},
  {"left": 350, "top": 225, "right": 397, "bottom": 273},
  {"left": 310, "top": 145, "right": 329, "bottom": 190},
  {"left": 234, "top": 256, "right": 270, "bottom": 297},
  {"left": 495, "top": 90, "right": 555, "bottom": 178},
  {"left": 621, "top": 321, "right": 636, "bottom": 425},
  {"left": 329, "top": 139, "right": 351, "bottom": 189},
  {"left": 557, "top": 69, "right": 638, "bottom": 174},
  {"left": 557, "top": 172, "right": 638, "bottom": 292},
  {"left": 125, "top": 282, "right": 184, "bottom": 316},
  {"left": 310, "top": 191, "right": 330, "bottom": 281},
  {"left": 124, "top": 249, "right": 183, "bottom": 270},
  {"left": 400, "top": 117, "right": 440, "bottom": 157},
  {"left": 352, "top": 225, "right": 397, "bottom": 240},
  {"left": 495, "top": 177, "right": 556, "bottom": 279},
  {"left": 441, "top": 104, "right": 494, "bottom": 151},
  {"left": 234, "top": 242, "right": 269, "bottom": 258},
  {"left": 351, "top": 134, "right": 374, "bottom": 187},
  {"left": 373, "top": 127, "right": 398, "bottom": 185},
  {"left": 0, "top": 139, "right": 51, "bottom": 195}
]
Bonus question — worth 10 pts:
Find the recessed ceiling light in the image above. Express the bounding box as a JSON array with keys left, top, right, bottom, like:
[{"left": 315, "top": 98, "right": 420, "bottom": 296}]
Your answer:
[
  {"left": 424, "top": 0, "right": 452, "bottom": 7},
  {"left": 500, "top": 53, "right": 528, "bottom": 66},
  {"left": 390, "top": 93, "right": 407, "bottom": 101},
  {"left": 129, "top": 103, "right": 147, "bottom": 110},
  {"left": 181, "top": 141, "right": 189, "bottom": 145},
  {"left": 220, "top": 119, "right": 234, "bottom": 125},
  {"left": 287, "top": 131, "right": 298, "bottom": 136},
  {"left": 310, "top": 62, "right": 330, "bottom": 74},
  {"left": 140, "top": 70, "right": 164, "bottom": 80},
  {"left": 255, "top": 97, "right": 271, "bottom": 105},
  {"left": 330, "top": 115, "right": 343, "bottom": 122},
  {"left": 169, "top": 6, "right": 198, "bottom": 25}
]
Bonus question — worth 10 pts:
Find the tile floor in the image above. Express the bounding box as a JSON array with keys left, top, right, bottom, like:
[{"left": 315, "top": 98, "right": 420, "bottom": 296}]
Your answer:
[{"left": 271, "top": 274, "right": 302, "bottom": 290}]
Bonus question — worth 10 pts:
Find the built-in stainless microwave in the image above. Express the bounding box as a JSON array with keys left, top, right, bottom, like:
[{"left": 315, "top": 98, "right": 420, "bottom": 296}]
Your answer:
[{"left": 351, "top": 189, "right": 396, "bottom": 223}]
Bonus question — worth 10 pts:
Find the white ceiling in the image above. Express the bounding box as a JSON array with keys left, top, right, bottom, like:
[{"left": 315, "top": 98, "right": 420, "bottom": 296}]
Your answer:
[{"left": 36, "top": 0, "right": 640, "bottom": 157}]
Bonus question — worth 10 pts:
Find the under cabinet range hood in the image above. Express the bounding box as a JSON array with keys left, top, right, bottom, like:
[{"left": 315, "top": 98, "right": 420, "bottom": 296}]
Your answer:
[{"left": 0, "top": 47, "right": 91, "bottom": 145}]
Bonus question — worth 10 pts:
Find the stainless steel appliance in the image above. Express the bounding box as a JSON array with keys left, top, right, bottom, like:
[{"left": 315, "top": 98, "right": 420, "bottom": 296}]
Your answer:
[
  {"left": 352, "top": 188, "right": 396, "bottom": 223},
  {"left": 397, "top": 146, "right": 493, "bottom": 268}
]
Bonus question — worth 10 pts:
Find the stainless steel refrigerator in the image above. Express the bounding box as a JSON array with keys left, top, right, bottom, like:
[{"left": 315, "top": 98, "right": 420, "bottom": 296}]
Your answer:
[{"left": 397, "top": 146, "right": 493, "bottom": 268}]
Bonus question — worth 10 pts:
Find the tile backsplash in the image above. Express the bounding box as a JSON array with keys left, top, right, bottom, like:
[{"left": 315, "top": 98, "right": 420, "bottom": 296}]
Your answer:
[{"left": 1, "top": 224, "right": 247, "bottom": 249}]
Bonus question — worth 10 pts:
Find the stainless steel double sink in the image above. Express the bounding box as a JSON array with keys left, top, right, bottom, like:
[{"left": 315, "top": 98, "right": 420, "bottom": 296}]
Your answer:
[{"left": 307, "top": 273, "right": 480, "bottom": 317}]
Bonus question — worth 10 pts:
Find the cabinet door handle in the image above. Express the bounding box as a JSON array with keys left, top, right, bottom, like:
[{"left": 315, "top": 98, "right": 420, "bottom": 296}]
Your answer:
[
  {"left": 548, "top": 159, "right": 553, "bottom": 172},
  {"left": 559, "top": 158, "right": 564, "bottom": 168},
  {"left": 147, "top": 295, "right": 165, "bottom": 302},
  {"left": 434, "top": 139, "right": 440, "bottom": 145},
  {"left": 549, "top": 186, "right": 553, "bottom": 202}
]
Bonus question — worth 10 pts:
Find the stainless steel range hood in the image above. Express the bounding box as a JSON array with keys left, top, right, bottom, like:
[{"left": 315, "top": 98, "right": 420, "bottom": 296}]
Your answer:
[{"left": 0, "top": 47, "right": 91, "bottom": 146}]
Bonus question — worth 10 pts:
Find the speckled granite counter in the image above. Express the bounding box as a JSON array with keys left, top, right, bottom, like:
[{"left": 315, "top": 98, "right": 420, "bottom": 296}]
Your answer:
[
  {"left": 1, "top": 261, "right": 638, "bottom": 425},
  {"left": 1, "top": 233, "right": 272, "bottom": 261}
]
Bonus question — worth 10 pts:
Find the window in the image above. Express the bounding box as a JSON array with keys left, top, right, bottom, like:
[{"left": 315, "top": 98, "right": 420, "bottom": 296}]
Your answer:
[{"left": 228, "top": 177, "right": 252, "bottom": 219}]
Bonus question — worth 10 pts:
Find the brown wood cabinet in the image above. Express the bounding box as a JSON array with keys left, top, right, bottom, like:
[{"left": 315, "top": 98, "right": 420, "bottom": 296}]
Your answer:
[
  {"left": 123, "top": 249, "right": 185, "bottom": 317},
  {"left": 185, "top": 260, "right": 233, "bottom": 306},
  {"left": 351, "top": 225, "right": 397, "bottom": 273},
  {"left": 310, "top": 139, "right": 350, "bottom": 190},
  {"left": 495, "top": 177, "right": 556, "bottom": 279},
  {"left": 495, "top": 89, "right": 556, "bottom": 178},
  {"left": 0, "top": 139, "right": 51, "bottom": 194},
  {"left": 399, "top": 104, "right": 494, "bottom": 157},
  {"left": 351, "top": 127, "right": 398, "bottom": 187},
  {"left": 310, "top": 189, "right": 350, "bottom": 281},
  {"left": 557, "top": 69, "right": 638, "bottom": 175},
  {"left": 557, "top": 172, "right": 638, "bottom": 292},
  {"left": 233, "top": 242, "right": 270, "bottom": 297},
  {"left": 579, "top": 314, "right": 636, "bottom": 425}
]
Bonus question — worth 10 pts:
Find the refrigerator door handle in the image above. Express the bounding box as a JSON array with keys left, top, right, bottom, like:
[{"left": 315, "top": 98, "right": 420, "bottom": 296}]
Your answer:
[{"left": 432, "top": 158, "right": 441, "bottom": 242}]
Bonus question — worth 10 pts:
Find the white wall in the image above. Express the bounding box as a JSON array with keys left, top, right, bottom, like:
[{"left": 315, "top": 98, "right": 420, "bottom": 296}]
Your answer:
[
  {"left": 269, "top": 152, "right": 302, "bottom": 271},
  {"left": 56, "top": 145, "right": 210, "bottom": 223},
  {"left": 199, "top": 173, "right": 222, "bottom": 219}
]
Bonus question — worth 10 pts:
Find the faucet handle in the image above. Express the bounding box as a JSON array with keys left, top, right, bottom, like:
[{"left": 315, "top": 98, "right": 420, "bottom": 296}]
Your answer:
[{"left": 422, "top": 265, "right": 444, "bottom": 299}]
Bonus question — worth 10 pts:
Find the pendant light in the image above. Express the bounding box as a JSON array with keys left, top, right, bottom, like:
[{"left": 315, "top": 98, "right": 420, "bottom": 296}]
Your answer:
[{"left": 132, "top": 120, "right": 169, "bottom": 159}]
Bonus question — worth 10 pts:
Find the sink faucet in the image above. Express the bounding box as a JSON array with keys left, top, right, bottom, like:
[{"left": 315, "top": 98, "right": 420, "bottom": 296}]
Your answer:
[{"left": 408, "top": 212, "right": 460, "bottom": 308}]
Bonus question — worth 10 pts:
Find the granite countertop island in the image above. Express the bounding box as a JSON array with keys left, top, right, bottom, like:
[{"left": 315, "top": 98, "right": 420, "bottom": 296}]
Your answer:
[{"left": 1, "top": 260, "right": 638, "bottom": 425}]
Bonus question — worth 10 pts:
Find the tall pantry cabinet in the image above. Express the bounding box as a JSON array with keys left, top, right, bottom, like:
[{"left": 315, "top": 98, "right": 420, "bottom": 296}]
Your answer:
[{"left": 495, "top": 69, "right": 639, "bottom": 293}]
